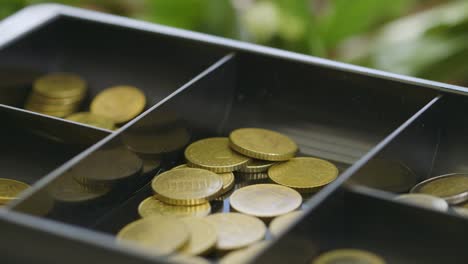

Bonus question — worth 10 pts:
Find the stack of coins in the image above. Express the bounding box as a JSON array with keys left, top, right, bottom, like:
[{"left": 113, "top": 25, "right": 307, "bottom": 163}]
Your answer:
[
  {"left": 116, "top": 127, "right": 340, "bottom": 263},
  {"left": 24, "top": 73, "right": 87, "bottom": 118}
]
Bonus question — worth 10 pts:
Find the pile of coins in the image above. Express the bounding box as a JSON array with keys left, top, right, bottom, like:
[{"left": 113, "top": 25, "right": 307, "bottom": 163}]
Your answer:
[
  {"left": 23, "top": 72, "right": 146, "bottom": 130},
  {"left": 0, "top": 178, "right": 30, "bottom": 206},
  {"left": 116, "top": 128, "right": 340, "bottom": 263}
]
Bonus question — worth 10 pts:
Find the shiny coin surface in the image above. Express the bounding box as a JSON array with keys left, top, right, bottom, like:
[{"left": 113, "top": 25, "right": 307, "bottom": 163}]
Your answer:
[
  {"left": 91, "top": 85, "right": 146, "bottom": 124},
  {"left": 26, "top": 92, "right": 84, "bottom": 105},
  {"left": 179, "top": 217, "right": 217, "bottom": 256},
  {"left": 66, "top": 112, "right": 116, "bottom": 130},
  {"left": 33, "top": 73, "right": 87, "bottom": 98},
  {"left": 152, "top": 168, "right": 223, "bottom": 205},
  {"left": 312, "top": 249, "right": 386, "bottom": 264},
  {"left": 237, "top": 172, "right": 269, "bottom": 181},
  {"left": 239, "top": 159, "right": 275, "bottom": 173},
  {"left": 206, "top": 213, "right": 266, "bottom": 251},
  {"left": 0, "top": 178, "right": 29, "bottom": 205},
  {"left": 411, "top": 173, "right": 468, "bottom": 204},
  {"left": 268, "top": 157, "right": 338, "bottom": 193},
  {"left": 230, "top": 184, "right": 302, "bottom": 218},
  {"left": 219, "top": 241, "right": 270, "bottom": 264},
  {"left": 116, "top": 215, "right": 189, "bottom": 256},
  {"left": 269, "top": 211, "right": 303, "bottom": 237},
  {"left": 394, "top": 193, "right": 448, "bottom": 212},
  {"left": 185, "top": 137, "right": 250, "bottom": 173},
  {"left": 173, "top": 164, "right": 235, "bottom": 195},
  {"left": 229, "top": 128, "right": 298, "bottom": 161},
  {"left": 48, "top": 174, "right": 110, "bottom": 203},
  {"left": 349, "top": 159, "right": 417, "bottom": 193},
  {"left": 138, "top": 196, "right": 211, "bottom": 218}
]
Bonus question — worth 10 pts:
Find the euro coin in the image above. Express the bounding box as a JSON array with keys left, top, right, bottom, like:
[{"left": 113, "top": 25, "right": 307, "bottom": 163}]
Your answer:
[
  {"left": 33, "top": 73, "right": 87, "bottom": 98},
  {"left": 205, "top": 213, "right": 266, "bottom": 251},
  {"left": 90, "top": 85, "right": 146, "bottom": 124},
  {"left": 411, "top": 173, "right": 468, "bottom": 204},
  {"left": 152, "top": 168, "right": 223, "bottom": 205},
  {"left": 185, "top": 137, "right": 250, "bottom": 173},
  {"left": 239, "top": 159, "right": 275, "bottom": 173},
  {"left": 66, "top": 112, "right": 116, "bottom": 130},
  {"left": 138, "top": 196, "right": 211, "bottom": 218},
  {"left": 269, "top": 211, "right": 303, "bottom": 237},
  {"left": 268, "top": 157, "right": 338, "bottom": 193},
  {"left": 312, "top": 249, "right": 386, "bottom": 264},
  {"left": 230, "top": 184, "right": 302, "bottom": 218},
  {"left": 173, "top": 164, "right": 234, "bottom": 195},
  {"left": 394, "top": 193, "right": 448, "bottom": 212},
  {"left": 26, "top": 92, "right": 84, "bottom": 105},
  {"left": 229, "top": 128, "right": 298, "bottom": 161},
  {"left": 0, "top": 178, "right": 29, "bottom": 205},
  {"left": 179, "top": 217, "right": 217, "bottom": 256},
  {"left": 116, "top": 215, "right": 189, "bottom": 256}
]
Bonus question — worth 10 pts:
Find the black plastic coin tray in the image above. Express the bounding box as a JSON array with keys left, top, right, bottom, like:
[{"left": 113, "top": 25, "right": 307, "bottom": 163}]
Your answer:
[{"left": 1, "top": 4, "right": 468, "bottom": 264}]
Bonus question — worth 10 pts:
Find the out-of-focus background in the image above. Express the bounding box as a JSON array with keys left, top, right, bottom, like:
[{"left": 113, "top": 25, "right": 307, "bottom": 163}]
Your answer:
[{"left": 1, "top": 0, "right": 467, "bottom": 86}]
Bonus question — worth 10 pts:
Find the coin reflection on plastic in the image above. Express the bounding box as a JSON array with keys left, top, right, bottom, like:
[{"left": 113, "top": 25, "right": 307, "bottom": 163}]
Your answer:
[
  {"left": 411, "top": 173, "right": 468, "bottom": 205},
  {"left": 394, "top": 193, "right": 448, "bottom": 212}
]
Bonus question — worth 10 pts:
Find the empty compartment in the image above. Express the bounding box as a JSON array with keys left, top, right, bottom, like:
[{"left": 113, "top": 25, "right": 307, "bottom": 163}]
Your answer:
[
  {"left": 0, "top": 14, "right": 230, "bottom": 121},
  {"left": 254, "top": 187, "right": 468, "bottom": 264}
]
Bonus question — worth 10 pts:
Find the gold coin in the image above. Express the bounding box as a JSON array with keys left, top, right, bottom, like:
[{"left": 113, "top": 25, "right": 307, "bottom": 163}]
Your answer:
[
  {"left": 312, "top": 249, "right": 386, "bottom": 264},
  {"left": 138, "top": 196, "right": 211, "bottom": 218},
  {"left": 237, "top": 172, "right": 269, "bottom": 181},
  {"left": 90, "top": 85, "right": 146, "bottom": 124},
  {"left": 174, "top": 164, "right": 234, "bottom": 195},
  {"left": 229, "top": 128, "right": 298, "bottom": 161},
  {"left": 116, "top": 215, "right": 189, "bottom": 256},
  {"left": 25, "top": 107, "right": 75, "bottom": 118},
  {"left": 205, "top": 213, "right": 266, "bottom": 251},
  {"left": 152, "top": 168, "right": 223, "bottom": 205},
  {"left": 168, "top": 255, "right": 211, "bottom": 264},
  {"left": 25, "top": 101, "right": 80, "bottom": 112},
  {"left": 230, "top": 184, "right": 302, "bottom": 218},
  {"left": 268, "top": 157, "right": 338, "bottom": 193},
  {"left": 179, "top": 217, "right": 217, "bottom": 256},
  {"left": 66, "top": 112, "right": 116, "bottom": 130},
  {"left": 239, "top": 159, "right": 275, "bottom": 173},
  {"left": 394, "top": 194, "right": 448, "bottom": 212},
  {"left": 33, "top": 73, "right": 87, "bottom": 98},
  {"left": 219, "top": 241, "right": 270, "bottom": 264},
  {"left": 411, "top": 173, "right": 468, "bottom": 204},
  {"left": 48, "top": 174, "right": 110, "bottom": 203},
  {"left": 185, "top": 137, "right": 250, "bottom": 173},
  {"left": 0, "top": 178, "right": 29, "bottom": 205},
  {"left": 269, "top": 211, "right": 303, "bottom": 237},
  {"left": 26, "top": 92, "right": 84, "bottom": 105}
]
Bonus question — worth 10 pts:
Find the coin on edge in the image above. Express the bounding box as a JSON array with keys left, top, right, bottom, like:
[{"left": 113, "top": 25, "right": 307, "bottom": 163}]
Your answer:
[
  {"left": 90, "top": 85, "right": 146, "bottom": 124},
  {"left": 269, "top": 211, "right": 303, "bottom": 237},
  {"left": 230, "top": 184, "right": 302, "bottom": 218},
  {"left": 152, "top": 168, "right": 223, "bottom": 205},
  {"left": 33, "top": 73, "right": 87, "bottom": 98},
  {"left": 411, "top": 173, "right": 468, "bottom": 204},
  {"left": 394, "top": 193, "right": 448, "bottom": 212},
  {"left": 66, "top": 112, "right": 116, "bottom": 130},
  {"left": 116, "top": 215, "right": 189, "bottom": 256},
  {"left": 138, "top": 196, "right": 211, "bottom": 218},
  {"left": 312, "top": 249, "right": 386, "bottom": 264},
  {"left": 205, "top": 212, "right": 266, "bottom": 251},
  {"left": 268, "top": 157, "right": 338, "bottom": 193},
  {"left": 229, "top": 128, "right": 298, "bottom": 161},
  {"left": 0, "top": 178, "right": 29, "bottom": 205},
  {"left": 185, "top": 137, "right": 250, "bottom": 173},
  {"left": 179, "top": 217, "right": 217, "bottom": 256}
]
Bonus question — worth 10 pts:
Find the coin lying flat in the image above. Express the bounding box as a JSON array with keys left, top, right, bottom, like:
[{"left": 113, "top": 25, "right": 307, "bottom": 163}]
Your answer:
[
  {"left": 394, "top": 193, "right": 448, "bottom": 212},
  {"left": 138, "top": 196, "right": 211, "bottom": 218},
  {"left": 27, "top": 92, "right": 84, "bottom": 105},
  {"left": 152, "top": 168, "right": 223, "bottom": 205},
  {"left": 268, "top": 157, "right": 338, "bottom": 193},
  {"left": 185, "top": 137, "right": 250, "bottom": 173},
  {"left": 229, "top": 128, "right": 298, "bottom": 161},
  {"left": 33, "top": 73, "right": 87, "bottom": 98},
  {"left": 411, "top": 173, "right": 468, "bottom": 204},
  {"left": 206, "top": 213, "right": 266, "bottom": 251},
  {"left": 91, "top": 85, "right": 146, "bottom": 124},
  {"left": 116, "top": 215, "right": 189, "bottom": 256},
  {"left": 230, "top": 184, "right": 302, "bottom": 218},
  {"left": 219, "top": 241, "right": 270, "bottom": 264},
  {"left": 48, "top": 174, "right": 110, "bottom": 203},
  {"left": 0, "top": 178, "right": 29, "bottom": 205},
  {"left": 173, "top": 164, "right": 235, "bottom": 195},
  {"left": 66, "top": 112, "right": 116, "bottom": 130},
  {"left": 239, "top": 159, "right": 275, "bottom": 173},
  {"left": 179, "top": 217, "right": 217, "bottom": 256},
  {"left": 269, "top": 211, "right": 303, "bottom": 237},
  {"left": 312, "top": 249, "right": 386, "bottom": 264}
]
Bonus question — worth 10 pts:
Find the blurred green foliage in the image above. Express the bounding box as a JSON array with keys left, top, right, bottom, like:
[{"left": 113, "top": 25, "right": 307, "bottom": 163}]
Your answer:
[{"left": 1, "top": 0, "right": 466, "bottom": 85}]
